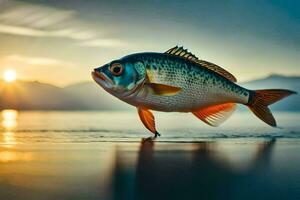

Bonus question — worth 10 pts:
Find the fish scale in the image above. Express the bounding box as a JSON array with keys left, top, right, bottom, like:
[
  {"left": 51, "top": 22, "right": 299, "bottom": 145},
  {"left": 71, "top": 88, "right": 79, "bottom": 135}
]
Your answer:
[{"left": 126, "top": 53, "right": 250, "bottom": 112}]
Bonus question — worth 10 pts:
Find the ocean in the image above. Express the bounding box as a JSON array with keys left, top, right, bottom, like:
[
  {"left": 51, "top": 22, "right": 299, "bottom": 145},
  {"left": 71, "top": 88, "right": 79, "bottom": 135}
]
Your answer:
[
  {"left": 1, "top": 110, "right": 300, "bottom": 143},
  {"left": 0, "top": 110, "right": 300, "bottom": 200}
]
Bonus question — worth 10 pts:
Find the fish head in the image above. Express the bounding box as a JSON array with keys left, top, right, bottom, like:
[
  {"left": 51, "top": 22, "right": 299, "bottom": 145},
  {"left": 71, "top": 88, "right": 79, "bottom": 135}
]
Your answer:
[{"left": 92, "top": 58, "right": 146, "bottom": 97}]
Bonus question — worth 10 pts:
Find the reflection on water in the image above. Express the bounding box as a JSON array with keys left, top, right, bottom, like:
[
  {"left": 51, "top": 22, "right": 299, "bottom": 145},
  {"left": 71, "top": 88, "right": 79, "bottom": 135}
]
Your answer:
[
  {"left": 2, "top": 132, "right": 16, "bottom": 146},
  {"left": 111, "top": 139, "right": 294, "bottom": 200},
  {"left": 1, "top": 109, "right": 18, "bottom": 147},
  {"left": 0, "top": 110, "right": 23, "bottom": 163},
  {"left": 0, "top": 111, "right": 299, "bottom": 199},
  {"left": 0, "top": 140, "right": 300, "bottom": 200},
  {"left": 0, "top": 150, "right": 33, "bottom": 163},
  {"left": 1, "top": 109, "right": 18, "bottom": 129}
]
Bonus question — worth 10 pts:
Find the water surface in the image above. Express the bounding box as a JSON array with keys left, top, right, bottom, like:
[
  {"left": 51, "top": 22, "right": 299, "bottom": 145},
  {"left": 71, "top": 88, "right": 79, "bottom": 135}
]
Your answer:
[
  {"left": 1, "top": 110, "right": 300, "bottom": 144},
  {"left": 0, "top": 111, "right": 299, "bottom": 200}
]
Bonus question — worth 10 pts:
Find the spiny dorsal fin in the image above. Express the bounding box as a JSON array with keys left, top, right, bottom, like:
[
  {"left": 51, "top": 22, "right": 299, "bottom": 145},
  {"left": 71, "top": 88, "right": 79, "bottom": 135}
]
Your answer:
[
  {"left": 196, "top": 60, "right": 237, "bottom": 82},
  {"left": 165, "top": 46, "right": 237, "bottom": 82},
  {"left": 165, "top": 46, "right": 198, "bottom": 61}
]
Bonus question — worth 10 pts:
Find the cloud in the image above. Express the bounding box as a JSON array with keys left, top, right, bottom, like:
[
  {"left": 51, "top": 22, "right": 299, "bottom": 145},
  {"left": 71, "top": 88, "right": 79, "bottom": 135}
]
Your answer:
[
  {"left": 0, "top": 24, "right": 96, "bottom": 40},
  {"left": 0, "top": 1, "right": 122, "bottom": 46},
  {"left": 4, "top": 54, "right": 75, "bottom": 67},
  {"left": 79, "top": 38, "right": 126, "bottom": 47},
  {"left": 0, "top": 1, "right": 75, "bottom": 28},
  {"left": 0, "top": 54, "right": 87, "bottom": 86}
]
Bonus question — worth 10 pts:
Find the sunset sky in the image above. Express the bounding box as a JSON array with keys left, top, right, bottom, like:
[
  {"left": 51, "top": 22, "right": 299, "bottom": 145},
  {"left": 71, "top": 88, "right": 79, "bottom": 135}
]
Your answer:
[{"left": 0, "top": 0, "right": 299, "bottom": 86}]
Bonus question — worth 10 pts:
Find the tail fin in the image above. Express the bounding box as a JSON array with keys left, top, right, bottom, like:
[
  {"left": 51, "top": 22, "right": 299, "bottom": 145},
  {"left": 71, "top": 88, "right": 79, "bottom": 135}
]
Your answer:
[{"left": 247, "top": 89, "right": 297, "bottom": 127}]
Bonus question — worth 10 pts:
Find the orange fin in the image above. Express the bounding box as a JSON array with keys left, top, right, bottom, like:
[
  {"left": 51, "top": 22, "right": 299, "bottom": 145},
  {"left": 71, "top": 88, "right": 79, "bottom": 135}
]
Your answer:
[
  {"left": 146, "top": 83, "right": 181, "bottom": 96},
  {"left": 247, "top": 89, "right": 296, "bottom": 127},
  {"left": 137, "top": 107, "right": 159, "bottom": 136},
  {"left": 192, "top": 103, "right": 236, "bottom": 127}
]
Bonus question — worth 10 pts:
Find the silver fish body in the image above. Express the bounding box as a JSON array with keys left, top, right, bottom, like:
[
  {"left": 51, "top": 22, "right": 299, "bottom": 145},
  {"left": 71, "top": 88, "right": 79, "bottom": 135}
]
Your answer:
[
  {"left": 92, "top": 46, "right": 295, "bottom": 136},
  {"left": 122, "top": 53, "right": 250, "bottom": 112}
]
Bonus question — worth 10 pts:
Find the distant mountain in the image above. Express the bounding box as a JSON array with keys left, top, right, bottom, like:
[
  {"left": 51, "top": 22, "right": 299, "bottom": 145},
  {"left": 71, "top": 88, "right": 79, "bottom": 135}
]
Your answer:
[
  {"left": 241, "top": 74, "right": 300, "bottom": 91},
  {"left": 0, "top": 80, "right": 129, "bottom": 110},
  {"left": 0, "top": 80, "right": 85, "bottom": 110},
  {"left": 64, "top": 82, "right": 130, "bottom": 110},
  {"left": 0, "top": 74, "right": 299, "bottom": 110}
]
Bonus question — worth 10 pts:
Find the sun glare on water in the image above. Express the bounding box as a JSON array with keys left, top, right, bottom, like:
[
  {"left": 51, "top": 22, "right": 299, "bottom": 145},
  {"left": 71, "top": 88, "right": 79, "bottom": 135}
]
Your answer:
[{"left": 3, "top": 69, "right": 17, "bottom": 83}]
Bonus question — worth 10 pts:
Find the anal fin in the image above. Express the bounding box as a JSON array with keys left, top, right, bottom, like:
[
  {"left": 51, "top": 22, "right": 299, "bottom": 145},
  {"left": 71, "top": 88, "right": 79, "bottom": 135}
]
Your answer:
[{"left": 192, "top": 103, "right": 236, "bottom": 127}]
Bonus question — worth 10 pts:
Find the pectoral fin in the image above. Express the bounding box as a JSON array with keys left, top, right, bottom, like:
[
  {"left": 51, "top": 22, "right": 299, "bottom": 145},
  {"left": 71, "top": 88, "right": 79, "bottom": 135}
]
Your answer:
[
  {"left": 137, "top": 107, "right": 160, "bottom": 137},
  {"left": 145, "top": 69, "right": 181, "bottom": 96},
  {"left": 146, "top": 83, "right": 181, "bottom": 96},
  {"left": 192, "top": 103, "right": 236, "bottom": 127}
]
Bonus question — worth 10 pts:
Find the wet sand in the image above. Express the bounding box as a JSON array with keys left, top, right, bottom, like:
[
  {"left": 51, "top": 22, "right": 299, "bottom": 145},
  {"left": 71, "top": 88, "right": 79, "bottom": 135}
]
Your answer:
[{"left": 0, "top": 139, "right": 300, "bottom": 200}]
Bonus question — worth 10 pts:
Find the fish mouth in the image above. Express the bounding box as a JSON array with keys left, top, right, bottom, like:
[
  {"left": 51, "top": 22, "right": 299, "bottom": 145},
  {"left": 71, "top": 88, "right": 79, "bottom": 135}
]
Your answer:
[
  {"left": 92, "top": 70, "right": 106, "bottom": 81},
  {"left": 92, "top": 70, "right": 114, "bottom": 88}
]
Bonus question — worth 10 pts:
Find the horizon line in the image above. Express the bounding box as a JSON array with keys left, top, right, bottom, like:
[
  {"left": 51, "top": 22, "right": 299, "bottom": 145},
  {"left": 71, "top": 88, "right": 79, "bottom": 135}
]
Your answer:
[{"left": 1, "top": 72, "right": 299, "bottom": 88}]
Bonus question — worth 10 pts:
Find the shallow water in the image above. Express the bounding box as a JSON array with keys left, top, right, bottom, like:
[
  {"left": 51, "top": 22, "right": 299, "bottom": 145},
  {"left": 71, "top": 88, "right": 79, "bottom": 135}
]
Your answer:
[
  {"left": 0, "top": 111, "right": 300, "bottom": 200},
  {"left": 0, "top": 110, "right": 300, "bottom": 144}
]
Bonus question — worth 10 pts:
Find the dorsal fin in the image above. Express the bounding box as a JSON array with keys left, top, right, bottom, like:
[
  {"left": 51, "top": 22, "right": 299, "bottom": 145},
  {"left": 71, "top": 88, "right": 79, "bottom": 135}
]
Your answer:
[
  {"left": 195, "top": 60, "right": 237, "bottom": 82},
  {"left": 165, "top": 46, "right": 237, "bottom": 82},
  {"left": 165, "top": 46, "right": 199, "bottom": 62}
]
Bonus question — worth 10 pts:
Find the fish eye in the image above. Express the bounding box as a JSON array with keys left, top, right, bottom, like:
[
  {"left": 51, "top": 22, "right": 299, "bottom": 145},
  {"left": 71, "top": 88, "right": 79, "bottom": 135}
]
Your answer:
[{"left": 109, "top": 63, "right": 123, "bottom": 76}]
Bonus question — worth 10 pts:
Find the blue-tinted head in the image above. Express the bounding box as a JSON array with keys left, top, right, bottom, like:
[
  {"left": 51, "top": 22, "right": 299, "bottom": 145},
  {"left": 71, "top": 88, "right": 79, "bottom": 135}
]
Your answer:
[{"left": 92, "top": 57, "right": 146, "bottom": 96}]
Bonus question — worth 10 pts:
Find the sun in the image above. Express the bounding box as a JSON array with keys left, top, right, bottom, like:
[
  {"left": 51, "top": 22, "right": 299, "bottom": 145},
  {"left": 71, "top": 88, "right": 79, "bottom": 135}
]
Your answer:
[{"left": 3, "top": 70, "right": 17, "bottom": 83}]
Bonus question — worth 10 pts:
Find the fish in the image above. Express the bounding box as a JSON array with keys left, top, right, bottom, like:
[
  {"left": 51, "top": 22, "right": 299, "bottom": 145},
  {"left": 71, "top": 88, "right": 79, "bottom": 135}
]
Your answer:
[{"left": 92, "top": 46, "right": 296, "bottom": 137}]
